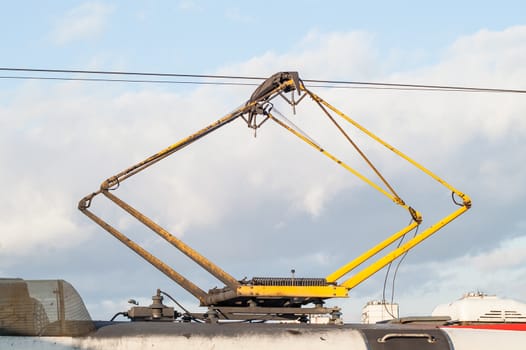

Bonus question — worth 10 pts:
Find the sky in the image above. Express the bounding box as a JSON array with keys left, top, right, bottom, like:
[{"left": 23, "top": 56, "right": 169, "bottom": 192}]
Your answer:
[{"left": 1, "top": 1, "right": 526, "bottom": 322}]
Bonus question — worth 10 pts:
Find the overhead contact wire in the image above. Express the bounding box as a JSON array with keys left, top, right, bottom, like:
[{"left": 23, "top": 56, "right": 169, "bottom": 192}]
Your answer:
[{"left": 1, "top": 67, "right": 525, "bottom": 94}]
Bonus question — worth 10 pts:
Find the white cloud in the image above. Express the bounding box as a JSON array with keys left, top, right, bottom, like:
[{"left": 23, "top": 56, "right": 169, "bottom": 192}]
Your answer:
[
  {"left": 301, "top": 186, "right": 326, "bottom": 217},
  {"left": 219, "top": 30, "right": 378, "bottom": 80},
  {"left": 5, "top": 26, "right": 526, "bottom": 257},
  {"left": 51, "top": 2, "right": 113, "bottom": 44},
  {"left": 470, "top": 235, "right": 526, "bottom": 271},
  {"left": 0, "top": 182, "right": 80, "bottom": 257},
  {"left": 3, "top": 25, "right": 526, "bottom": 320}
]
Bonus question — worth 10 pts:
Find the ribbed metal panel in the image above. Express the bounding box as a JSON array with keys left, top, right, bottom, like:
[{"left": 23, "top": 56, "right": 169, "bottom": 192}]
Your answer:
[
  {"left": 0, "top": 279, "right": 95, "bottom": 336},
  {"left": 250, "top": 277, "right": 328, "bottom": 286}
]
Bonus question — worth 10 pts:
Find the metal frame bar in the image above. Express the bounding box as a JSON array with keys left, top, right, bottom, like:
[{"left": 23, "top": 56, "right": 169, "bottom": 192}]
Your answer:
[
  {"left": 79, "top": 71, "right": 471, "bottom": 312},
  {"left": 299, "top": 86, "right": 471, "bottom": 287},
  {"left": 78, "top": 77, "right": 303, "bottom": 307}
]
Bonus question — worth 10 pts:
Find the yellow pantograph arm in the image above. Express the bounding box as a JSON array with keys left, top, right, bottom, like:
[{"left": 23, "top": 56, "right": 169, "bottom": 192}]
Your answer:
[
  {"left": 304, "top": 88, "right": 471, "bottom": 205},
  {"left": 267, "top": 113, "right": 411, "bottom": 210},
  {"left": 295, "top": 86, "right": 470, "bottom": 288},
  {"left": 340, "top": 204, "right": 469, "bottom": 290},
  {"left": 268, "top": 109, "right": 425, "bottom": 288},
  {"left": 325, "top": 220, "right": 419, "bottom": 283},
  {"left": 77, "top": 77, "right": 304, "bottom": 305}
]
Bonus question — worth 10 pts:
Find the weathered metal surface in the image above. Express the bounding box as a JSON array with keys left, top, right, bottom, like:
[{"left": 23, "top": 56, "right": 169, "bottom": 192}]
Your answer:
[
  {"left": 358, "top": 326, "right": 453, "bottom": 350},
  {"left": 79, "top": 207, "right": 209, "bottom": 304},
  {"left": 78, "top": 71, "right": 471, "bottom": 321},
  {"left": 4, "top": 322, "right": 526, "bottom": 350}
]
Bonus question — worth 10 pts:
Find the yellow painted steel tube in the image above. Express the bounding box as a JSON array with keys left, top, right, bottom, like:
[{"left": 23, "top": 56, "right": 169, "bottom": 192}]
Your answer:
[
  {"left": 79, "top": 206, "right": 209, "bottom": 303},
  {"left": 341, "top": 205, "right": 469, "bottom": 290},
  {"left": 304, "top": 88, "right": 471, "bottom": 205},
  {"left": 325, "top": 220, "right": 419, "bottom": 283},
  {"left": 102, "top": 190, "right": 241, "bottom": 291},
  {"left": 100, "top": 78, "right": 297, "bottom": 189},
  {"left": 268, "top": 113, "right": 408, "bottom": 208},
  {"left": 102, "top": 109, "right": 246, "bottom": 188},
  {"left": 78, "top": 77, "right": 300, "bottom": 306},
  {"left": 297, "top": 85, "right": 471, "bottom": 290}
]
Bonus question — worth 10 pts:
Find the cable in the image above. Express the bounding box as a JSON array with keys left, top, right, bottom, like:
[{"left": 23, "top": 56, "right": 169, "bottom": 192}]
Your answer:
[
  {"left": 159, "top": 290, "right": 191, "bottom": 314},
  {"left": 451, "top": 191, "right": 464, "bottom": 206},
  {"left": 0, "top": 67, "right": 266, "bottom": 80},
  {"left": 0, "top": 75, "right": 509, "bottom": 92},
  {"left": 0, "top": 75, "right": 259, "bottom": 86},
  {"left": 381, "top": 219, "right": 418, "bottom": 319},
  {"left": 2, "top": 75, "right": 517, "bottom": 93},
  {"left": 390, "top": 225, "right": 419, "bottom": 314},
  {"left": 159, "top": 289, "right": 203, "bottom": 323},
  {"left": 382, "top": 239, "right": 402, "bottom": 319},
  {"left": 1, "top": 67, "right": 525, "bottom": 94},
  {"left": 110, "top": 311, "right": 127, "bottom": 321},
  {"left": 305, "top": 78, "right": 526, "bottom": 94}
]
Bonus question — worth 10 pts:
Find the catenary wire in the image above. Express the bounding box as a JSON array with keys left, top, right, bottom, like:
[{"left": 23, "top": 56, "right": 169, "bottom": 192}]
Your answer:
[
  {"left": 305, "top": 78, "right": 526, "bottom": 94},
  {"left": 0, "top": 74, "right": 520, "bottom": 93},
  {"left": 1, "top": 75, "right": 492, "bottom": 92},
  {"left": 1, "top": 67, "right": 526, "bottom": 94},
  {"left": 0, "top": 67, "right": 265, "bottom": 80},
  {"left": 0, "top": 75, "right": 259, "bottom": 86}
]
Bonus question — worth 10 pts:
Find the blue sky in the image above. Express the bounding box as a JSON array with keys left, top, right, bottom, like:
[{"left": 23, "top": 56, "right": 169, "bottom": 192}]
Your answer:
[
  {"left": 1, "top": 1, "right": 526, "bottom": 322},
  {"left": 2, "top": 1, "right": 525, "bottom": 73}
]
